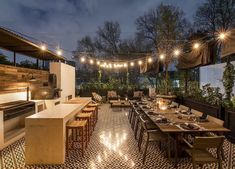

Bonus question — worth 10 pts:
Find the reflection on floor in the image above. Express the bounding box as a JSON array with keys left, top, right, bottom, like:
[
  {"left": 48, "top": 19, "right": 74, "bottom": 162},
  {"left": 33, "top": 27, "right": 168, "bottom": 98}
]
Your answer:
[{"left": 0, "top": 104, "right": 235, "bottom": 169}]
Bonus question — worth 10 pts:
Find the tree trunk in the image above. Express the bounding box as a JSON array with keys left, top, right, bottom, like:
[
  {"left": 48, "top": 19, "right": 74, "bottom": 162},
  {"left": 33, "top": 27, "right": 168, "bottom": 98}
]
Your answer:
[{"left": 165, "top": 63, "right": 169, "bottom": 94}]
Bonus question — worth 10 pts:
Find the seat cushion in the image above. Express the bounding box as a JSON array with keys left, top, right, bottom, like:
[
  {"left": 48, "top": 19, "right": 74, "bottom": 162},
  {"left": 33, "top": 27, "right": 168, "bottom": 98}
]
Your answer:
[{"left": 185, "top": 148, "right": 218, "bottom": 162}]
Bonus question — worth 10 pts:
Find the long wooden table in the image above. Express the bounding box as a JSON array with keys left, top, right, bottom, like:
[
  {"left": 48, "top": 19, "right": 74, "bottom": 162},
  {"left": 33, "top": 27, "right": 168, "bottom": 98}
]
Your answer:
[{"left": 133, "top": 101, "right": 230, "bottom": 166}]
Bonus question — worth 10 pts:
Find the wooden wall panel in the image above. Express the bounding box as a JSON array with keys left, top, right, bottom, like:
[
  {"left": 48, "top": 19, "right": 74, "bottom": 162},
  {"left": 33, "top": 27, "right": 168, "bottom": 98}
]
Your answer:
[{"left": 0, "top": 64, "right": 49, "bottom": 94}]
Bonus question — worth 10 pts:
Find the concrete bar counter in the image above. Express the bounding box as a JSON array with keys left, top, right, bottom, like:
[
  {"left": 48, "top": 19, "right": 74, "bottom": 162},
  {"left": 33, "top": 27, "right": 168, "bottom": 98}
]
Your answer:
[{"left": 25, "top": 98, "right": 91, "bottom": 165}]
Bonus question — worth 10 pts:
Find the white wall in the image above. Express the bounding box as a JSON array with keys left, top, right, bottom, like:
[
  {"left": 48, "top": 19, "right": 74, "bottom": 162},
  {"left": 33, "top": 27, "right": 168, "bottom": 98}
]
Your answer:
[
  {"left": 50, "top": 62, "right": 75, "bottom": 102},
  {"left": 199, "top": 61, "right": 235, "bottom": 95}
]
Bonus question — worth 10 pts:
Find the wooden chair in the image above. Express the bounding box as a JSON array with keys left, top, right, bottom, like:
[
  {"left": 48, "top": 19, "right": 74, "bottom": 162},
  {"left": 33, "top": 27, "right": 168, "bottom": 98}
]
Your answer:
[
  {"left": 183, "top": 136, "right": 225, "bottom": 169},
  {"left": 138, "top": 116, "right": 167, "bottom": 164},
  {"left": 66, "top": 120, "right": 88, "bottom": 157},
  {"left": 87, "top": 102, "right": 99, "bottom": 123}
]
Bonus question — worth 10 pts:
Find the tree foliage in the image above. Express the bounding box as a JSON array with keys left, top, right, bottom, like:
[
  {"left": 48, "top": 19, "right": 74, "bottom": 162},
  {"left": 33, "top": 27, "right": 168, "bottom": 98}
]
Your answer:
[{"left": 194, "top": 0, "right": 235, "bottom": 32}]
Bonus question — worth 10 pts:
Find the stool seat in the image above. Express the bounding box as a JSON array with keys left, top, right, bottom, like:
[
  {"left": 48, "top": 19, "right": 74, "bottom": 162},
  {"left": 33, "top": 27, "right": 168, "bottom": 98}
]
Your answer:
[
  {"left": 77, "top": 113, "right": 92, "bottom": 118},
  {"left": 88, "top": 103, "right": 98, "bottom": 107},
  {"left": 83, "top": 107, "right": 96, "bottom": 112},
  {"left": 67, "top": 120, "right": 87, "bottom": 128}
]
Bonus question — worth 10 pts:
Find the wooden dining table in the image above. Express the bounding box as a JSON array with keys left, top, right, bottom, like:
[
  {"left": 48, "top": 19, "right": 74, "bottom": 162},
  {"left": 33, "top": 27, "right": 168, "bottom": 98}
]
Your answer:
[{"left": 134, "top": 101, "right": 230, "bottom": 166}]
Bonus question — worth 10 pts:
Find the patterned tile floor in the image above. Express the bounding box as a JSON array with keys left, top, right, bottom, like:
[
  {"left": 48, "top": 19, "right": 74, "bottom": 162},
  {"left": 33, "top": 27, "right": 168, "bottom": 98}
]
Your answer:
[{"left": 0, "top": 104, "right": 235, "bottom": 169}]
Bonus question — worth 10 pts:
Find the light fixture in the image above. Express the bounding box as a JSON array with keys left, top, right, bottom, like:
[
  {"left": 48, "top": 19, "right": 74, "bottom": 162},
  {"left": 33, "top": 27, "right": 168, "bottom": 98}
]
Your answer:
[
  {"left": 193, "top": 43, "right": 200, "bottom": 49},
  {"left": 57, "top": 49, "right": 62, "bottom": 56},
  {"left": 97, "top": 61, "right": 100, "bottom": 65},
  {"left": 173, "top": 49, "right": 180, "bottom": 56},
  {"left": 124, "top": 63, "right": 127, "bottom": 67},
  {"left": 148, "top": 58, "right": 152, "bottom": 63},
  {"left": 159, "top": 54, "right": 165, "bottom": 60},
  {"left": 81, "top": 57, "right": 85, "bottom": 62},
  {"left": 218, "top": 31, "right": 228, "bottom": 41},
  {"left": 90, "top": 59, "right": 94, "bottom": 64},
  {"left": 40, "top": 44, "right": 46, "bottom": 51},
  {"left": 130, "top": 62, "right": 134, "bottom": 66},
  {"left": 138, "top": 60, "right": 142, "bottom": 65}
]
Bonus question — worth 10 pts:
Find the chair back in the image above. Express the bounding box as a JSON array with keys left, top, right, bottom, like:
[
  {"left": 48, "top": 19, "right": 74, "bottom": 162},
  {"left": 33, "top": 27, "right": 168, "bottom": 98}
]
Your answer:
[
  {"left": 107, "top": 91, "right": 117, "bottom": 98},
  {"left": 208, "top": 115, "right": 224, "bottom": 126},
  {"left": 193, "top": 136, "right": 225, "bottom": 150},
  {"left": 139, "top": 115, "right": 148, "bottom": 131}
]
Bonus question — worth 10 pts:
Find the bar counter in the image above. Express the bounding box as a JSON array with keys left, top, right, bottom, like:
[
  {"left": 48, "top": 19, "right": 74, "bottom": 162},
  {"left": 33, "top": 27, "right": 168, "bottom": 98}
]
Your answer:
[{"left": 25, "top": 98, "right": 91, "bottom": 165}]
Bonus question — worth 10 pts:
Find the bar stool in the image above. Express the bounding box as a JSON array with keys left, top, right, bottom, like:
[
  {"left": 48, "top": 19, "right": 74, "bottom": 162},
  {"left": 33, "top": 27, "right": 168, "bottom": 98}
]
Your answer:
[
  {"left": 82, "top": 107, "right": 97, "bottom": 128},
  {"left": 76, "top": 113, "right": 93, "bottom": 140},
  {"left": 66, "top": 120, "right": 88, "bottom": 157},
  {"left": 87, "top": 103, "right": 99, "bottom": 123}
]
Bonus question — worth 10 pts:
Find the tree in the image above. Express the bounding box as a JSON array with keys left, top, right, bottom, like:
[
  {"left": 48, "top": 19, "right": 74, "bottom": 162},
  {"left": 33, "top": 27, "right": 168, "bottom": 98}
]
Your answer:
[
  {"left": 136, "top": 4, "right": 190, "bottom": 93},
  {"left": 76, "top": 35, "right": 96, "bottom": 53},
  {"left": 194, "top": 0, "right": 235, "bottom": 32},
  {"left": 95, "top": 21, "right": 121, "bottom": 57}
]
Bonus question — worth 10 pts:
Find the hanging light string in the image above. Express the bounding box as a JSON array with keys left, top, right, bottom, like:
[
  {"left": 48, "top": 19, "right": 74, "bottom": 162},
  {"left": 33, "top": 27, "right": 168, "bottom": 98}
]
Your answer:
[{"left": 1, "top": 26, "right": 230, "bottom": 65}]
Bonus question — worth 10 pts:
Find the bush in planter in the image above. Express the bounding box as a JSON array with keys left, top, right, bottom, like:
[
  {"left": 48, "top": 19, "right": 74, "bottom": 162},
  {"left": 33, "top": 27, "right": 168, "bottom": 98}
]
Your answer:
[{"left": 222, "top": 61, "right": 235, "bottom": 107}]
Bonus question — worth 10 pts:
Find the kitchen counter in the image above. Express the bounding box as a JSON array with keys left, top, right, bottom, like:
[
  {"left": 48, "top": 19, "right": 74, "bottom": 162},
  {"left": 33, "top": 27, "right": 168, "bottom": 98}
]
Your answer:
[{"left": 25, "top": 98, "right": 91, "bottom": 165}]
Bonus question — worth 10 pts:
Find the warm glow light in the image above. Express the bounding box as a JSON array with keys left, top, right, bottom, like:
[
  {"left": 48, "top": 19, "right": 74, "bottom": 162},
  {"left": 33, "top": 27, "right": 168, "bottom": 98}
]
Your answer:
[
  {"left": 130, "top": 62, "right": 134, "bottom": 66},
  {"left": 41, "top": 44, "right": 46, "bottom": 51},
  {"left": 81, "top": 57, "right": 85, "bottom": 62},
  {"left": 159, "top": 54, "right": 165, "bottom": 60},
  {"left": 218, "top": 31, "right": 228, "bottom": 41},
  {"left": 90, "top": 59, "right": 94, "bottom": 64},
  {"left": 123, "top": 63, "right": 127, "bottom": 67},
  {"left": 97, "top": 61, "right": 100, "bottom": 65},
  {"left": 138, "top": 60, "right": 142, "bottom": 65},
  {"left": 57, "top": 49, "right": 62, "bottom": 56},
  {"left": 174, "top": 49, "right": 180, "bottom": 56},
  {"left": 148, "top": 57, "right": 152, "bottom": 63},
  {"left": 193, "top": 43, "right": 200, "bottom": 49}
]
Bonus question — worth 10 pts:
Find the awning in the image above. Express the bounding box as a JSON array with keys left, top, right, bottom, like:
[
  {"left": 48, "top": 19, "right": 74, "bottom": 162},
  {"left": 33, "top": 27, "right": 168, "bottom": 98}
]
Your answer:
[
  {"left": 221, "top": 29, "right": 235, "bottom": 58},
  {"left": 177, "top": 41, "right": 216, "bottom": 70},
  {"left": 0, "top": 27, "right": 65, "bottom": 61}
]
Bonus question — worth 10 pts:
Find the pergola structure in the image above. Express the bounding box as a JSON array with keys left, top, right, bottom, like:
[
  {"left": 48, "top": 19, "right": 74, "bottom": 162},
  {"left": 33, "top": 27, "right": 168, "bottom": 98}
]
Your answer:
[{"left": 0, "top": 27, "right": 65, "bottom": 67}]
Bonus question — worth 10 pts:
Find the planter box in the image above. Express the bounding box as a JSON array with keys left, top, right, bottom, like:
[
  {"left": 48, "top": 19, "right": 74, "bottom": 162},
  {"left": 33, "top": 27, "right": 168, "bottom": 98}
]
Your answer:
[
  {"left": 225, "top": 108, "right": 235, "bottom": 143},
  {"left": 182, "top": 98, "right": 222, "bottom": 119}
]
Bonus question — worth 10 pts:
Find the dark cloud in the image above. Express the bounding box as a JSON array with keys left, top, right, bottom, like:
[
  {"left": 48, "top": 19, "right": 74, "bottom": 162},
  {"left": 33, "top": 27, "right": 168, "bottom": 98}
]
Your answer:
[{"left": 0, "top": 0, "right": 205, "bottom": 59}]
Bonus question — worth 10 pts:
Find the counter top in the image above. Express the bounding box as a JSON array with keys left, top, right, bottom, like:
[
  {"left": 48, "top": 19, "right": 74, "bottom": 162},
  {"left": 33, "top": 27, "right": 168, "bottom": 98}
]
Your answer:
[{"left": 27, "top": 98, "right": 91, "bottom": 119}]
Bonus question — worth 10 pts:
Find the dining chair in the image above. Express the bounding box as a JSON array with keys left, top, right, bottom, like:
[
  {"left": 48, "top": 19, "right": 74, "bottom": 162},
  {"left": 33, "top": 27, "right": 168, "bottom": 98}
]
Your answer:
[
  {"left": 138, "top": 115, "right": 167, "bottom": 164},
  {"left": 183, "top": 136, "right": 225, "bottom": 169}
]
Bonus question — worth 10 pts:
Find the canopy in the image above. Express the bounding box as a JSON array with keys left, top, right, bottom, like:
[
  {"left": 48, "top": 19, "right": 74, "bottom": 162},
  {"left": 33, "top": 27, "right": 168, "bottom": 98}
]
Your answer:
[
  {"left": 221, "top": 29, "right": 235, "bottom": 58},
  {"left": 177, "top": 41, "right": 216, "bottom": 70},
  {"left": 0, "top": 27, "right": 65, "bottom": 61}
]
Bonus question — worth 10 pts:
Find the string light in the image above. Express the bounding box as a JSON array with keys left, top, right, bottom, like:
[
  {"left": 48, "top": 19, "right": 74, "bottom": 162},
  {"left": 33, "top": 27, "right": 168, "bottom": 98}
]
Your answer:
[
  {"left": 173, "top": 49, "right": 180, "bottom": 57},
  {"left": 193, "top": 43, "right": 200, "bottom": 49},
  {"left": 159, "top": 54, "right": 165, "bottom": 60},
  {"left": 124, "top": 63, "right": 127, "bottom": 67},
  {"left": 90, "top": 59, "right": 94, "bottom": 64},
  {"left": 57, "top": 49, "right": 62, "bottom": 56},
  {"left": 130, "top": 62, "right": 134, "bottom": 66},
  {"left": 81, "top": 57, "right": 85, "bottom": 62},
  {"left": 97, "top": 61, "right": 100, "bottom": 65},
  {"left": 138, "top": 60, "right": 142, "bottom": 65},
  {"left": 218, "top": 31, "right": 228, "bottom": 41},
  {"left": 148, "top": 58, "right": 152, "bottom": 63},
  {"left": 40, "top": 44, "right": 46, "bottom": 51}
]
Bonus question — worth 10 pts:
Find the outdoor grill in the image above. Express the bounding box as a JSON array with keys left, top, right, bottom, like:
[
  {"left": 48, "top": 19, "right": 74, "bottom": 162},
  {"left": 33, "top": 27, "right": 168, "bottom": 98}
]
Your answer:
[{"left": 0, "top": 100, "right": 35, "bottom": 121}]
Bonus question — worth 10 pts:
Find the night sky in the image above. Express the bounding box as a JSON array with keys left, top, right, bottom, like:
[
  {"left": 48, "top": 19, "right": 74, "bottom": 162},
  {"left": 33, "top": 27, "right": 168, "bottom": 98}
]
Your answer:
[{"left": 0, "top": 0, "right": 205, "bottom": 60}]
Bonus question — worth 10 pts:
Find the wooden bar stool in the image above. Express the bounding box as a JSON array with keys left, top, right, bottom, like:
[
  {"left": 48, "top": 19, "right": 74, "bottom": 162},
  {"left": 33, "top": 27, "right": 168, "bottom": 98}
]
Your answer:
[
  {"left": 82, "top": 107, "right": 97, "bottom": 129},
  {"left": 87, "top": 103, "right": 99, "bottom": 123},
  {"left": 76, "top": 113, "right": 93, "bottom": 140},
  {"left": 66, "top": 120, "right": 88, "bottom": 157}
]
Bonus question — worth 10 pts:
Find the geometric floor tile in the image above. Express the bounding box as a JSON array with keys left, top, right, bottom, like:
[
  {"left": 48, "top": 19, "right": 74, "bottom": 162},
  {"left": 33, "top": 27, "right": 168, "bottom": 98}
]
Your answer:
[{"left": 0, "top": 104, "right": 235, "bottom": 169}]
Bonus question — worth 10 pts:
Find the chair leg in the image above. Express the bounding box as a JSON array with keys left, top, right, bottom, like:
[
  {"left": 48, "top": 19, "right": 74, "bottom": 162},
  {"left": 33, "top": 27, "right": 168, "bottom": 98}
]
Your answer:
[
  {"left": 221, "top": 148, "right": 225, "bottom": 161},
  {"left": 192, "top": 159, "right": 196, "bottom": 169},
  {"left": 134, "top": 118, "right": 139, "bottom": 139},
  {"left": 138, "top": 128, "right": 144, "bottom": 151},
  {"left": 142, "top": 138, "right": 149, "bottom": 164},
  {"left": 81, "top": 128, "right": 84, "bottom": 157}
]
